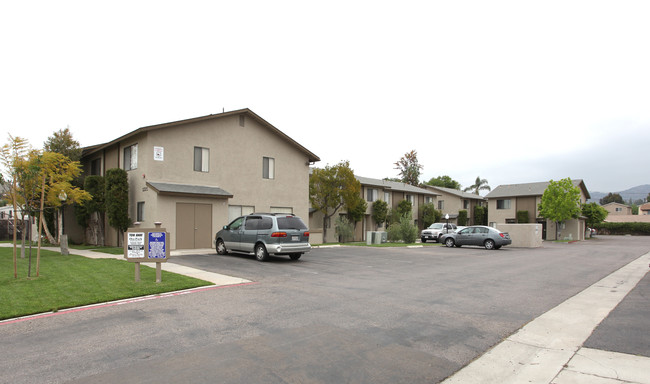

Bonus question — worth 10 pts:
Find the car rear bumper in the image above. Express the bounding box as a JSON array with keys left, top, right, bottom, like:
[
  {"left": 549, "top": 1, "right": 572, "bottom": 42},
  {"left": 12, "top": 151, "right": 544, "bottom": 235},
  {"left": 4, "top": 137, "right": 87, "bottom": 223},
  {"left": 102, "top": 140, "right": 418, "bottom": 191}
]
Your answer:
[{"left": 267, "top": 243, "right": 311, "bottom": 255}]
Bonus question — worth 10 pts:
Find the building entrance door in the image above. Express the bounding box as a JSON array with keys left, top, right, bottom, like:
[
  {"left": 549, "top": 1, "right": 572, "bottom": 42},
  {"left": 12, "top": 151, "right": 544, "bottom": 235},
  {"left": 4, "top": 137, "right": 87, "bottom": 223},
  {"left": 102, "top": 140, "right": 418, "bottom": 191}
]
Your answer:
[{"left": 176, "top": 203, "right": 212, "bottom": 249}]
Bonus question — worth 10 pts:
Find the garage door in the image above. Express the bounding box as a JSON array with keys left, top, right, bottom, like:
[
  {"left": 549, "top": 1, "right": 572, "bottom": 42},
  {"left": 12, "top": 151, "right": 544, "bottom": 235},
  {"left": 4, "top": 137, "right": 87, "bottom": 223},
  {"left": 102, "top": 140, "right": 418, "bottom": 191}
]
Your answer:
[{"left": 176, "top": 203, "right": 212, "bottom": 249}]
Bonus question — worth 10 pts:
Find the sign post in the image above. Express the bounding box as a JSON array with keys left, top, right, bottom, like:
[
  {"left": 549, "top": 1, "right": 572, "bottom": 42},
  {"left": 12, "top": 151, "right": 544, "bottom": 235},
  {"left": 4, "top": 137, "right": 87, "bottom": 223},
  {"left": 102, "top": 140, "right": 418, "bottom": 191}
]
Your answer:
[{"left": 124, "top": 222, "right": 170, "bottom": 282}]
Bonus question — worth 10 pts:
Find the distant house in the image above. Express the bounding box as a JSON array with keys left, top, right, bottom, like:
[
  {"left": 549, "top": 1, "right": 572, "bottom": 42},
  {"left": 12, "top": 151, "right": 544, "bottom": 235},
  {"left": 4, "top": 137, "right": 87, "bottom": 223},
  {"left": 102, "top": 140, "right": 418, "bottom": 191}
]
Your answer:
[
  {"left": 420, "top": 185, "right": 486, "bottom": 225},
  {"left": 485, "top": 179, "right": 590, "bottom": 241},
  {"left": 602, "top": 202, "right": 632, "bottom": 216},
  {"left": 72, "top": 109, "right": 319, "bottom": 250},
  {"left": 639, "top": 203, "right": 650, "bottom": 215}
]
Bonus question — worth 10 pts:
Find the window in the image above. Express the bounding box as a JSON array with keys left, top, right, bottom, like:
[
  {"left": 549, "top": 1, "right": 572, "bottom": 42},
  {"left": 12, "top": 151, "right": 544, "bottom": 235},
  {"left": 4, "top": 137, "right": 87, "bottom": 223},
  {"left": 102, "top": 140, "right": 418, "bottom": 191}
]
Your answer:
[
  {"left": 615, "top": 207, "right": 623, "bottom": 212},
  {"left": 367, "top": 188, "right": 378, "bottom": 202},
  {"left": 426, "top": 196, "right": 434, "bottom": 204},
  {"left": 271, "top": 207, "right": 293, "bottom": 214},
  {"left": 194, "top": 147, "right": 209, "bottom": 172},
  {"left": 228, "top": 205, "right": 255, "bottom": 222},
  {"left": 137, "top": 202, "right": 145, "bottom": 222},
  {"left": 263, "top": 157, "right": 275, "bottom": 179},
  {"left": 123, "top": 144, "right": 138, "bottom": 170},
  {"left": 438, "top": 200, "right": 445, "bottom": 210},
  {"left": 384, "top": 192, "right": 391, "bottom": 205},
  {"left": 497, "top": 199, "right": 511, "bottom": 209},
  {"left": 239, "top": 115, "right": 245, "bottom": 127},
  {"left": 90, "top": 158, "right": 101, "bottom": 175},
  {"left": 463, "top": 200, "right": 470, "bottom": 209},
  {"left": 406, "top": 194, "right": 414, "bottom": 203}
]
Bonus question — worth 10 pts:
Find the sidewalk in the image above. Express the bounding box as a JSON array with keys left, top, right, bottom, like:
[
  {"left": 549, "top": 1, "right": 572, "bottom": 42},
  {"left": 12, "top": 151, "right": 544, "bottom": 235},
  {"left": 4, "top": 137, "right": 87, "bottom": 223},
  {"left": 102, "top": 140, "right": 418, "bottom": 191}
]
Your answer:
[{"left": 442, "top": 251, "right": 650, "bottom": 384}]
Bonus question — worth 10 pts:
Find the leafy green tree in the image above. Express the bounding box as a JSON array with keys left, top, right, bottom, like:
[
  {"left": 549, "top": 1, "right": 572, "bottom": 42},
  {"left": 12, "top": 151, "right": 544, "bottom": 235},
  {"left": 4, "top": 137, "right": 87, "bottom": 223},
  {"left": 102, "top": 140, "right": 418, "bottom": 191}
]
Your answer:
[
  {"left": 582, "top": 202, "right": 608, "bottom": 228},
  {"left": 371, "top": 200, "right": 388, "bottom": 229},
  {"left": 538, "top": 178, "right": 582, "bottom": 240},
  {"left": 421, "top": 203, "right": 441, "bottom": 228},
  {"left": 394, "top": 150, "right": 423, "bottom": 186},
  {"left": 75, "top": 175, "right": 105, "bottom": 245},
  {"left": 309, "top": 161, "right": 361, "bottom": 242},
  {"left": 105, "top": 168, "right": 131, "bottom": 239},
  {"left": 463, "top": 176, "right": 491, "bottom": 195},
  {"left": 425, "top": 175, "right": 461, "bottom": 190},
  {"left": 599, "top": 192, "right": 624, "bottom": 205},
  {"left": 396, "top": 199, "right": 412, "bottom": 219},
  {"left": 43, "top": 127, "right": 82, "bottom": 162},
  {"left": 346, "top": 194, "right": 368, "bottom": 233}
]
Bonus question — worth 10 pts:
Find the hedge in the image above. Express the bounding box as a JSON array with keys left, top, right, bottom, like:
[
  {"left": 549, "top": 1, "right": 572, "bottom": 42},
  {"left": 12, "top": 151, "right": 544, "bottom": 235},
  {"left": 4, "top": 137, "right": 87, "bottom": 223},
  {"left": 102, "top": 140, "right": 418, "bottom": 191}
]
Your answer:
[{"left": 593, "top": 222, "right": 650, "bottom": 236}]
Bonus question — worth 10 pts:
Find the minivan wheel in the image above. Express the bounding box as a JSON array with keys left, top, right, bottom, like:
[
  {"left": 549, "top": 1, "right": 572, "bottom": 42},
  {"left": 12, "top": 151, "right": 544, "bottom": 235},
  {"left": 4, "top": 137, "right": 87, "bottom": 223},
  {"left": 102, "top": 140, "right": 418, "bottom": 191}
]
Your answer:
[
  {"left": 255, "top": 244, "right": 269, "bottom": 262},
  {"left": 216, "top": 239, "right": 227, "bottom": 255},
  {"left": 484, "top": 239, "right": 495, "bottom": 250},
  {"left": 444, "top": 237, "right": 455, "bottom": 248},
  {"left": 289, "top": 253, "right": 302, "bottom": 261}
]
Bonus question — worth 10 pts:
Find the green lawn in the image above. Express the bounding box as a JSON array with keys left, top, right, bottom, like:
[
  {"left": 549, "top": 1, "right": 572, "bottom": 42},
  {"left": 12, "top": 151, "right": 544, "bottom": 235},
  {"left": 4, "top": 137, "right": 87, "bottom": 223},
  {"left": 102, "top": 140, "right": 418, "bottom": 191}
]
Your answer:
[{"left": 0, "top": 247, "right": 213, "bottom": 320}]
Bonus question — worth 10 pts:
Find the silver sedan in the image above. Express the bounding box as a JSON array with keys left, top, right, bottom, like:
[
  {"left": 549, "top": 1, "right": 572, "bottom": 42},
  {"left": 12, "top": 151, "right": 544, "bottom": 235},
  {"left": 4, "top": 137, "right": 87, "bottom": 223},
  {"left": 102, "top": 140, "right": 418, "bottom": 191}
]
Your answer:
[{"left": 439, "top": 225, "right": 512, "bottom": 250}]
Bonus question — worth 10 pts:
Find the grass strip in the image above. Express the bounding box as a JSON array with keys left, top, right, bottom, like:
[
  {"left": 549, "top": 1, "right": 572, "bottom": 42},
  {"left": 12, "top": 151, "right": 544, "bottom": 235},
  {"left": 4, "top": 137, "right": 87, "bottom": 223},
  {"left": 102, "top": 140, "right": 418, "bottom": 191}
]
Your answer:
[{"left": 0, "top": 247, "right": 212, "bottom": 320}]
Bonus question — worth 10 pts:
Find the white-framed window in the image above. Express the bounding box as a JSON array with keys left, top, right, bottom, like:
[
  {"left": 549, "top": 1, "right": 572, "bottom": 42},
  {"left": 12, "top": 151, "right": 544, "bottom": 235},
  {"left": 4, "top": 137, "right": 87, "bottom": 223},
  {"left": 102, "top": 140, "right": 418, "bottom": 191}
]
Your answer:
[
  {"left": 263, "top": 157, "right": 275, "bottom": 179},
  {"left": 497, "top": 199, "right": 511, "bottom": 209},
  {"left": 464, "top": 199, "right": 470, "bottom": 209},
  {"left": 367, "top": 188, "right": 378, "bottom": 202},
  {"left": 426, "top": 196, "right": 434, "bottom": 204},
  {"left": 123, "top": 144, "right": 138, "bottom": 171},
  {"left": 271, "top": 207, "right": 293, "bottom": 214},
  {"left": 406, "top": 194, "right": 414, "bottom": 203},
  {"left": 90, "top": 158, "right": 101, "bottom": 175},
  {"left": 194, "top": 147, "right": 209, "bottom": 172},
  {"left": 384, "top": 192, "right": 391, "bottom": 205},
  {"left": 438, "top": 200, "right": 445, "bottom": 210},
  {"left": 228, "top": 205, "right": 255, "bottom": 222}
]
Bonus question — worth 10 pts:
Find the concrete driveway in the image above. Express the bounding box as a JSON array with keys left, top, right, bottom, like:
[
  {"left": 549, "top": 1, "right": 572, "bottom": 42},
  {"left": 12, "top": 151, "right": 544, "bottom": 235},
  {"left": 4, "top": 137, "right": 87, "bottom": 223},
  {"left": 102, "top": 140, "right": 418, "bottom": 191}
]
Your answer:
[{"left": 1, "top": 236, "right": 649, "bottom": 383}]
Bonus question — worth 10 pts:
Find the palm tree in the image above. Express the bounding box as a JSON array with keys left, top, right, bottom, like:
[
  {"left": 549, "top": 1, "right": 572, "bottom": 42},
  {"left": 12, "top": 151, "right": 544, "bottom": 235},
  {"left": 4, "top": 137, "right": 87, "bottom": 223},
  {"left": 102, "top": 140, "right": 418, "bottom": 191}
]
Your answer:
[{"left": 464, "top": 176, "right": 491, "bottom": 195}]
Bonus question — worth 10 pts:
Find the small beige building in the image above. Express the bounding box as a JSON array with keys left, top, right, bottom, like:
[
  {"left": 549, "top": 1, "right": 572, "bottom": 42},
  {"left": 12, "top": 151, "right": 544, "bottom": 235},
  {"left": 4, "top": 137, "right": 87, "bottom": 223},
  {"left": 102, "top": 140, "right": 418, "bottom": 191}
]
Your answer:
[
  {"left": 486, "top": 179, "right": 590, "bottom": 241},
  {"left": 72, "top": 109, "right": 319, "bottom": 249},
  {"left": 602, "top": 202, "right": 632, "bottom": 216}
]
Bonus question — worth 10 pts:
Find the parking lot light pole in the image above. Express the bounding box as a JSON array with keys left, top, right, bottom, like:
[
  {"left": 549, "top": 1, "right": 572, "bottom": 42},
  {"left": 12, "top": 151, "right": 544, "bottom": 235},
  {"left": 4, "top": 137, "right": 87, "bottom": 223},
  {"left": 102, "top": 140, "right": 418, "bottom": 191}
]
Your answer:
[{"left": 445, "top": 213, "right": 450, "bottom": 233}]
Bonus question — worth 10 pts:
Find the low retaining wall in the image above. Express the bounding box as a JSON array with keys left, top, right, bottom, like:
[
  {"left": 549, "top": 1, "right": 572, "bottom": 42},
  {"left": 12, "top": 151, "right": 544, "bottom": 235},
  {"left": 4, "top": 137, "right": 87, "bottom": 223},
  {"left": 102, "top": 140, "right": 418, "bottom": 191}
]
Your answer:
[{"left": 495, "top": 223, "right": 543, "bottom": 248}]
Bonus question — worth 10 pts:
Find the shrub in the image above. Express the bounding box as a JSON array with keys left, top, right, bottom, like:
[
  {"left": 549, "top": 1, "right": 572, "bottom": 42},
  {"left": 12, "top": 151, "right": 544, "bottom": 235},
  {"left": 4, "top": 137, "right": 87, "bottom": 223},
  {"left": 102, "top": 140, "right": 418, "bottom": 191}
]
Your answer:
[
  {"left": 399, "top": 216, "right": 418, "bottom": 243},
  {"left": 458, "top": 210, "right": 468, "bottom": 226},
  {"left": 593, "top": 222, "right": 650, "bottom": 236},
  {"left": 422, "top": 203, "right": 442, "bottom": 228},
  {"left": 335, "top": 216, "right": 355, "bottom": 242},
  {"left": 517, "top": 210, "right": 529, "bottom": 223},
  {"left": 474, "top": 205, "right": 487, "bottom": 225}
]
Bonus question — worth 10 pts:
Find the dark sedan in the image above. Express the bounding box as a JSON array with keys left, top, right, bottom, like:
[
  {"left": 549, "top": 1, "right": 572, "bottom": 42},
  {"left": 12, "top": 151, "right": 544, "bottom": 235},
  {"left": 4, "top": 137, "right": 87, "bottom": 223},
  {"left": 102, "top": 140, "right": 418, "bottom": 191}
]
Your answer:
[{"left": 439, "top": 225, "right": 512, "bottom": 250}]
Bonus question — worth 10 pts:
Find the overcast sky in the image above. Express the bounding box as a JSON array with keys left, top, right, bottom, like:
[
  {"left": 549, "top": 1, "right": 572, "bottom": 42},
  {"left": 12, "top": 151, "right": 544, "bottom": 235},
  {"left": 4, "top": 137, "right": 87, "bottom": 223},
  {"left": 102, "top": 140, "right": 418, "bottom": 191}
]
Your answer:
[{"left": 2, "top": 1, "right": 649, "bottom": 194}]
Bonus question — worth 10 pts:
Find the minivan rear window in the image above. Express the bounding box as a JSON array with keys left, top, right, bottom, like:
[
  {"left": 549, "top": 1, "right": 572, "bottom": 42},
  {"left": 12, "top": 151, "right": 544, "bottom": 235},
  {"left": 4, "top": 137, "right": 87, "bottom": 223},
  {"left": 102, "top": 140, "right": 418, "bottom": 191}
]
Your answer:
[{"left": 277, "top": 216, "right": 307, "bottom": 230}]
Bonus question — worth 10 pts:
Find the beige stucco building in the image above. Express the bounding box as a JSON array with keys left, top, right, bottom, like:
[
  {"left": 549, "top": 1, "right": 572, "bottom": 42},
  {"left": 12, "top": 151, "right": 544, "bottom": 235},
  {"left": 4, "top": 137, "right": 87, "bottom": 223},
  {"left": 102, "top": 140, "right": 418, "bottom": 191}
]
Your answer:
[
  {"left": 419, "top": 185, "right": 486, "bottom": 225},
  {"left": 486, "top": 179, "right": 590, "bottom": 241},
  {"left": 309, "top": 176, "right": 439, "bottom": 244},
  {"left": 71, "top": 109, "right": 319, "bottom": 249},
  {"left": 602, "top": 202, "right": 632, "bottom": 216}
]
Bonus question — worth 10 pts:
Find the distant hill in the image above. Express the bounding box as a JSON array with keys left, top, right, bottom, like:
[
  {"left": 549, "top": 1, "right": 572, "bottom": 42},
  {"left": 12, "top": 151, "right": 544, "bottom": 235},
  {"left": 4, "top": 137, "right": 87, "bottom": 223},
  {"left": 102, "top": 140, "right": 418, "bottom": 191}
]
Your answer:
[{"left": 589, "top": 184, "right": 650, "bottom": 204}]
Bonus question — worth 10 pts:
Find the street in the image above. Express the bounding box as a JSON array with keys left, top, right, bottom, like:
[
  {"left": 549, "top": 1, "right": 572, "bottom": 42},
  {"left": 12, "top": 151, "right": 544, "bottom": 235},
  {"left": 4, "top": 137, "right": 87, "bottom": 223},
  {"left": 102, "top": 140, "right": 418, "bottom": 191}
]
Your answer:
[{"left": 1, "top": 236, "right": 649, "bottom": 383}]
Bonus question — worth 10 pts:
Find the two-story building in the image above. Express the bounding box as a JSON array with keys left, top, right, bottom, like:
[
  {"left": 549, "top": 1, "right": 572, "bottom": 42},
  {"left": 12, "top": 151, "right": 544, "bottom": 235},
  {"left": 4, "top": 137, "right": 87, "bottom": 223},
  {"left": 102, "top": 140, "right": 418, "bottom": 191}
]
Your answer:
[
  {"left": 485, "top": 179, "right": 590, "bottom": 240},
  {"left": 72, "top": 109, "right": 319, "bottom": 250},
  {"left": 602, "top": 202, "right": 632, "bottom": 216},
  {"left": 309, "top": 175, "right": 439, "bottom": 244},
  {"left": 419, "top": 185, "right": 486, "bottom": 225}
]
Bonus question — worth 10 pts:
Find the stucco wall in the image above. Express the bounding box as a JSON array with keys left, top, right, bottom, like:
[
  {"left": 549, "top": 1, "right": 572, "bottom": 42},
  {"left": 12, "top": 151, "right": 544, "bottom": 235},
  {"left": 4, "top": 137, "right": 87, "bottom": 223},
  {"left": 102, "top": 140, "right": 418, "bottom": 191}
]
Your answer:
[{"left": 495, "top": 223, "right": 543, "bottom": 248}]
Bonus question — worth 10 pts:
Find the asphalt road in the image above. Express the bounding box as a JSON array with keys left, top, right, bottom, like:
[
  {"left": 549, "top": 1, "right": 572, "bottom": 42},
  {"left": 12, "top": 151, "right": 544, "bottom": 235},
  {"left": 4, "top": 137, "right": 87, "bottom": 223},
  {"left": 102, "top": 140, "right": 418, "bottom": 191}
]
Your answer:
[{"left": 1, "top": 236, "right": 649, "bottom": 384}]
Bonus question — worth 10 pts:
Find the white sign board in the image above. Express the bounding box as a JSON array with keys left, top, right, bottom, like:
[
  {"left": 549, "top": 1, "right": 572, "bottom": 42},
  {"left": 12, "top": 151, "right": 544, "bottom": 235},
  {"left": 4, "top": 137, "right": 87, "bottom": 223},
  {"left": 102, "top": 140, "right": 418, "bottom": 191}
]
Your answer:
[{"left": 127, "top": 232, "right": 145, "bottom": 258}]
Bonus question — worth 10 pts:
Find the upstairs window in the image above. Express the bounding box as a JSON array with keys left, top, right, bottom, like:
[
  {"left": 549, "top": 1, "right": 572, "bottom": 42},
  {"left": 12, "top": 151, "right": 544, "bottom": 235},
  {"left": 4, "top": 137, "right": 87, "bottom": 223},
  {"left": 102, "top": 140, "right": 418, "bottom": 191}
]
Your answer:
[
  {"left": 384, "top": 192, "right": 391, "bottom": 205},
  {"left": 194, "top": 147, "right": 209, "bottom": 172},
  {"left": 263, "top": 157, "right": 275, "bottom": 179},
  {"left": 124, "top": 144, "right": 138, "bottom": 171},
  {"left": 137, "top": 202, "right": 145, "bottom": 222},
  {"left": 497, "top": 199, "right": 511, "bottom": 209},
  {"left": 90, "top": 158, "right": 101, "bottom": 175},
  {"left": 367, "top": 188, "right": 378, "bottom": 202},
  {"left": 438, "top": 200, "right": 444, "bottom": 210}
]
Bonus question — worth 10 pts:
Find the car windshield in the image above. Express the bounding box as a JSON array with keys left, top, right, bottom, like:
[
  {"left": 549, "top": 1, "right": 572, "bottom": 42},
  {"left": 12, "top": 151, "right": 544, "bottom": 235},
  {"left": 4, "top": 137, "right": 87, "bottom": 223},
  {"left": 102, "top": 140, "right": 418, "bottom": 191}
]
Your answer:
[
  {"left": 277, "top": 216, "right": 308, "bottom": 230},
  {"left": 429, "top": 223, "right": 443, "bottom": 229}
]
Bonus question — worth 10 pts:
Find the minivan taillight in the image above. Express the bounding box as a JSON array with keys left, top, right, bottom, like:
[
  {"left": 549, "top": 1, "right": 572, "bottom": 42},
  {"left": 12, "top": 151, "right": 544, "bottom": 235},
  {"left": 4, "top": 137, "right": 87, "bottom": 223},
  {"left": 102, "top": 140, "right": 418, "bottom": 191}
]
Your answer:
[{"left": 271, "top": 232, "right": 287, "bottom": 238}]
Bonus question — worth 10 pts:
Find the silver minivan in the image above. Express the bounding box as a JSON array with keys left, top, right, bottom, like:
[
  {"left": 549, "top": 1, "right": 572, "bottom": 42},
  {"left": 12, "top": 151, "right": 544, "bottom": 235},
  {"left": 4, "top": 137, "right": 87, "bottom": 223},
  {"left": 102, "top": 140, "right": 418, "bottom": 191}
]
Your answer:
[{"left": 215, "top": 213, "right": 311, "bottom": 261}]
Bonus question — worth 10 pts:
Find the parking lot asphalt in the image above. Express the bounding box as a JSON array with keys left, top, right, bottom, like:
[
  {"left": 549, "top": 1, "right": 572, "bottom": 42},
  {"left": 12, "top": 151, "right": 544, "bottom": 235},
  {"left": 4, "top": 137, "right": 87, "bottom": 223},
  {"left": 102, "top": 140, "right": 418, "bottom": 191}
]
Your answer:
[{"left": 1, "top": 236, "right": 649, "bottom": 384}]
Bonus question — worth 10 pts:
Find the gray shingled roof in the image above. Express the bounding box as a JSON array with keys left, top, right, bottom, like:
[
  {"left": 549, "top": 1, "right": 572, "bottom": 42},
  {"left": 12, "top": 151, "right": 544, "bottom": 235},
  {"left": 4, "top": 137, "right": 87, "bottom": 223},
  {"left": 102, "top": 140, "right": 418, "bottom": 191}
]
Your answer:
[
  {"left": 423, "top": 185, "right": 486, "bottom": 200},
  {"left": 486, "top": 179, "right": 589, "bottom": 199},
  {"left": 355, "top": 176, "right": 438, "bottom": 196},
  {"left": 147, "top": 182, "right": 233, "bottom": 198}
]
